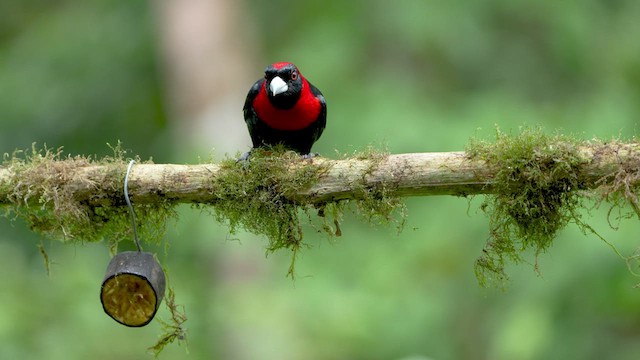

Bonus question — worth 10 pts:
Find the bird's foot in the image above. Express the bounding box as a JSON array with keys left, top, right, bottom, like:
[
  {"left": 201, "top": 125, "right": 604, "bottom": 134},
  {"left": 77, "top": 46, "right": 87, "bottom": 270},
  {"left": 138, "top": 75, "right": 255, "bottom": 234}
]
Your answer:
[
  {"left": 236, "top": 151, "right": 252, "bottom": 167},
  {"left": 302, "top": 152, "right": 319, "bottom": 160}
]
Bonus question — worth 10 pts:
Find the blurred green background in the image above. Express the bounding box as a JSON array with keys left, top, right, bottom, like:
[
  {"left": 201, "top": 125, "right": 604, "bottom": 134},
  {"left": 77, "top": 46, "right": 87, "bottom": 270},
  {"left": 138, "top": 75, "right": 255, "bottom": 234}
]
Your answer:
[{"left": 1, "top": 0, "right": 640, "bottom": 359}]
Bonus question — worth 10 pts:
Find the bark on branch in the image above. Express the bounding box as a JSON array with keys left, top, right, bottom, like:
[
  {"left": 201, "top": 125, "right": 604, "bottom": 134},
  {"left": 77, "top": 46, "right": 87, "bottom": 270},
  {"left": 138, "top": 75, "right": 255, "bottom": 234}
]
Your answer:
[{"left": 0, "top": 142, "right": 638, "bottom": 207}]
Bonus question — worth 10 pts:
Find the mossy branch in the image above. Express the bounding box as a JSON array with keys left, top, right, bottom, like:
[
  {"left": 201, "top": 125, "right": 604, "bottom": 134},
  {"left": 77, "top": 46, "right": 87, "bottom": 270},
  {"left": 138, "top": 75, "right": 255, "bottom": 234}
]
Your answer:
[
  {"left": 1, "top": 142, "right": 637, "bottom": 207},
  {"left": 1, "top": 132, "right": 640, "bottom": 284}
]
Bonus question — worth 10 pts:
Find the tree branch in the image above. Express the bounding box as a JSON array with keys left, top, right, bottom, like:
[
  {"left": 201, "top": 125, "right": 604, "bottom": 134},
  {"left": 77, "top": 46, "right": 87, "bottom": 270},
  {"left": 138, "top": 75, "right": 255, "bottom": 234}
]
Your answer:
[
  {"left": 0, "top": 142, "right": 638, "bottom": 207},
  {"left": 1, "top": 136, "right": 639, "bottom": 285}
]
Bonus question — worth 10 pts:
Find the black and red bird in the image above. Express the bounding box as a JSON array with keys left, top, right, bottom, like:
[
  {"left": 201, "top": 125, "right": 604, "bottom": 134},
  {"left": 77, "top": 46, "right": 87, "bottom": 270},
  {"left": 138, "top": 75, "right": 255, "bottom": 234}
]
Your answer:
[{"left": 242, "top": 62, "right": 326, "bottom": 158}]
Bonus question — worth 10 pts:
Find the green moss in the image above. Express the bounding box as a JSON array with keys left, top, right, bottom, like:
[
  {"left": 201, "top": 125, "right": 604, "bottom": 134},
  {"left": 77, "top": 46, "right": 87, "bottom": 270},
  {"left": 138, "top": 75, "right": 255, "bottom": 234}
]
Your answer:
[
  {"left": 149, "top": 287, "right": 188, "bottom": 357},
  {"left": 3, "top": 144, "right": 173, "bottom": 248},
  {"left": 209, "top": 148, "right": 322, "bottom": 276},
  {"left": 2, "top": 141, "right": 409, "bottom": 281},
  {"left": 351, "top": 146, "right": 407, "bottom": 230},
  {"left": 209, "top": 146, "right": 406, "bottom": 277},
  {"left": 37, "top": 241, "right": 51, "bottom": 276},
  {"left": 1, "top": 143, "right": 406, "bottom": 278},
  {"left": 467, "top": 128, "right": 589, "bottom": 286},
  {"left": 592, "top": 139, "right": 640, "bottom": 276},
  {"left": 7, "top": 136, "right": 639, "bottom": 286}
]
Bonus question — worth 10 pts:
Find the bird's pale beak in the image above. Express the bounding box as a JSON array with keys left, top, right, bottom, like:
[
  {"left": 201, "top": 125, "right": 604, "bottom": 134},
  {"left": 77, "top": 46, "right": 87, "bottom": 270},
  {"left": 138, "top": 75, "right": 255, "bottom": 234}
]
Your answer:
[{"left": 269, "top": 76, "right": 288, "bottom": 96}]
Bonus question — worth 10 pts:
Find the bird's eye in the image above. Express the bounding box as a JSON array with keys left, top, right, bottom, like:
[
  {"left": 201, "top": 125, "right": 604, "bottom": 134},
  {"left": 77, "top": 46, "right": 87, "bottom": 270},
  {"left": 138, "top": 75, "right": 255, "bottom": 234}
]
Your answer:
[{"left": 291, "top": 71, "right": 298, "bottom": 80}]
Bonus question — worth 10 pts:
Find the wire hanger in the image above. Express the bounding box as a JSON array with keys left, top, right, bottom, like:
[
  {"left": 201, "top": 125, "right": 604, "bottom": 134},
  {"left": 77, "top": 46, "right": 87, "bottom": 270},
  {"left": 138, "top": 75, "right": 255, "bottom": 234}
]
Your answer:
[{"left": 124, "top": 160, "right": 142, "bottom": 252}]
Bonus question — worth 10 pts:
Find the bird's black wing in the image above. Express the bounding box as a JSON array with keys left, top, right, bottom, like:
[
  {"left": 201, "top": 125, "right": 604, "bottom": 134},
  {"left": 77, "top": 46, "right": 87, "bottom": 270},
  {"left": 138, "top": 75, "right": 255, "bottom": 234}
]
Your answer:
[
  {"left": 243, "top": 78, "right": 265, "bottom": 148},
  {"left": 308, "top": 82, "right": 327, "bottom": 144}
]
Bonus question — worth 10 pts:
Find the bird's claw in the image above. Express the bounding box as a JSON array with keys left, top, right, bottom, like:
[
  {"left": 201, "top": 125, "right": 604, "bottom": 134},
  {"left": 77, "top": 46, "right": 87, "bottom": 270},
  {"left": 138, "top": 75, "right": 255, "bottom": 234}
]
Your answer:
[
  {"left": 237, "top": 150, "right": 319, "bottom": 166},
  {"left": 236, "top": 151, "right": 251, "bottom": 167},
  {"left": 302, "top": 152, "right": 319, "bottom": 160}
]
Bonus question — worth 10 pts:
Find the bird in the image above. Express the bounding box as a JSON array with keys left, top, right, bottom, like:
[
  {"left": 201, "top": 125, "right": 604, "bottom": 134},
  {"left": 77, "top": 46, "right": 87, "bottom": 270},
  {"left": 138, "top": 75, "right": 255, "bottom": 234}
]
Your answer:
[{"left": 241, "top": 62, "right": 326, "bottom": 160}]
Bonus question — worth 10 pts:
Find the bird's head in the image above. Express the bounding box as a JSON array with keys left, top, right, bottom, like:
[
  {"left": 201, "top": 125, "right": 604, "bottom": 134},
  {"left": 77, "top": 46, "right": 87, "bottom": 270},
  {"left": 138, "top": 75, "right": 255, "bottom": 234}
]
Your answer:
[{"left": 264, "top": 62, "right": 303, "bottom": 109}]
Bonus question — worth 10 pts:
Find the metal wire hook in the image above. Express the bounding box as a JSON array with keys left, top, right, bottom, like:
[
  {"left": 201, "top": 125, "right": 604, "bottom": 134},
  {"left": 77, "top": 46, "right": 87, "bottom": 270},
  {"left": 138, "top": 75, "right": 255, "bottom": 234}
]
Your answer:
[{"left": 124, "top": 160, "right": 142, "bottom": 252}]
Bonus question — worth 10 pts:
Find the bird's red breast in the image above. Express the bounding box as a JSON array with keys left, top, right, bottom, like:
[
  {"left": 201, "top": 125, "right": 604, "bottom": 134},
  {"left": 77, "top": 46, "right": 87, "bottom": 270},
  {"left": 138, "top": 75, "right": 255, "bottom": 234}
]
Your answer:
[{"left": 252, "top": 77, "right": 322, "bottom": 131}]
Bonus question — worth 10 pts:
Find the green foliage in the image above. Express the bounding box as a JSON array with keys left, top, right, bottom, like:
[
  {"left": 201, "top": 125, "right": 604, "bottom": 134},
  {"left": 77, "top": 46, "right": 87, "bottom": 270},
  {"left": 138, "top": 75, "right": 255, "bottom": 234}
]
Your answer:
[{"left": 0, "top": 0, "right": 167, "bottom": 158}]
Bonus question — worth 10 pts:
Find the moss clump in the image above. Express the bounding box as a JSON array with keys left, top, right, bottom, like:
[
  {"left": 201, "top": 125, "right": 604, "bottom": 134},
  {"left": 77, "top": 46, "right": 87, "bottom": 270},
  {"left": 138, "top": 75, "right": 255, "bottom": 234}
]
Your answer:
[
  {"left": 209, "top": 146, "right": 406, "bottom": 277},
  {"left": 351, "top": 146, "right": 407, "bottom": 229},
  {"left": 467, "top": 128, "right": 589, "bottom": 286},
  {"left": 2, "top": 144, "right": 173, "bottom": 247},
  {"left": 592, "top": 139, "right": 640, "bottom": 275},
  {"left": 210, "top": 147, "right": 329, "bottom": 276},
  {"left": 148, "top": 287, "right": 188, "bottom": 357},
  {"left": 2, "top": 143, "right": 406, "bottom": 277}
]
